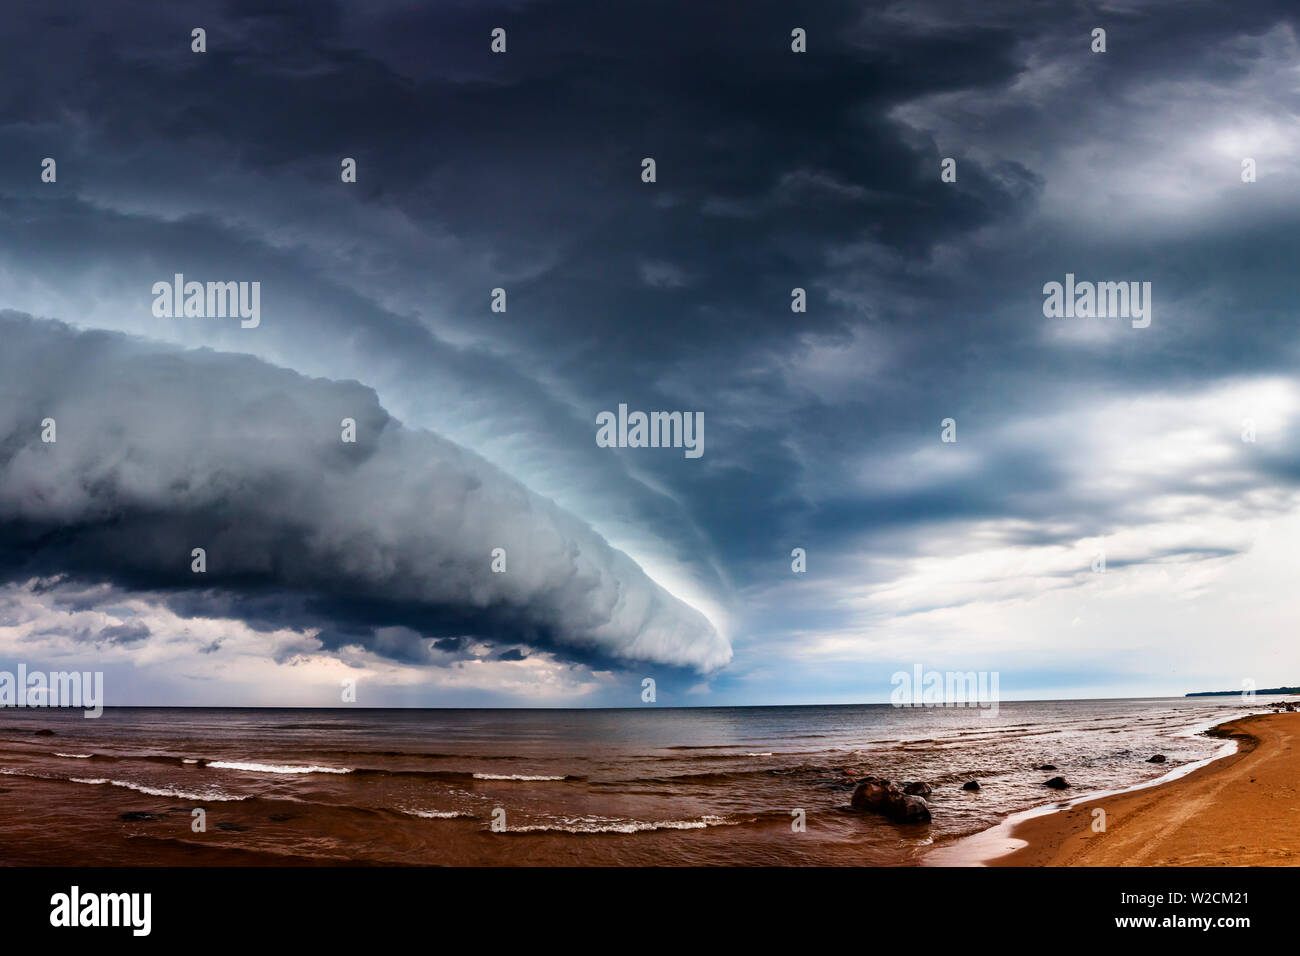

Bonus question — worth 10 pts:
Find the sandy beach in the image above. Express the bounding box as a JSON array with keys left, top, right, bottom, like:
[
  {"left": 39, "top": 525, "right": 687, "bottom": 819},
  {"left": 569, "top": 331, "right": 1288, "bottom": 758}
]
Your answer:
[{"left": 987, "top": 713, "right": 1297, "bottom": 866}]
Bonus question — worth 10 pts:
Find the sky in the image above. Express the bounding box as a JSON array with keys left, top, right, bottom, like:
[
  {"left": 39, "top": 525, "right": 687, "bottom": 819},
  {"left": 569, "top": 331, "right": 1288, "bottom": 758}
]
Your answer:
[{"left": 1, "top": 0, "right": 1298, "bottom": 707}]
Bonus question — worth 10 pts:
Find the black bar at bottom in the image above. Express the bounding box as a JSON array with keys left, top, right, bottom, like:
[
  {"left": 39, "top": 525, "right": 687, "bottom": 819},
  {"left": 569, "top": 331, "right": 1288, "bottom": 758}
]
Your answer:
[{"left": 0, "top": 865, "right": 1281, "bottom": 941}]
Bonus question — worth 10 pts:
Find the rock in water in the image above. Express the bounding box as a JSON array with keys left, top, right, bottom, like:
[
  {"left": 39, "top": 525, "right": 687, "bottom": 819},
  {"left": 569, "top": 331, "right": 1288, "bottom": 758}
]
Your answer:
[
  {"left": 903, "top": 781, "right": 932, "bottom": 797},
  {"left": 895, "top": 794, "right": 932, "bottom": 822},
  {"left": 1036, "top": 764, "right": 1056, "bottom": 771},
  {"left": 961, "top": 781, "right": 980, "bottom": 791},
  {"left": 1044, "top": 776, "right": 1069, "bottom": 789},
  {"left": 850, "top": 776, "right": 932, "bottom": 823},
  {"left": 1146, "top": 754, "right": 1166, "bottom": 763},
  {"left": 851, "top": 776, "right": 891, "bottom": 810}
]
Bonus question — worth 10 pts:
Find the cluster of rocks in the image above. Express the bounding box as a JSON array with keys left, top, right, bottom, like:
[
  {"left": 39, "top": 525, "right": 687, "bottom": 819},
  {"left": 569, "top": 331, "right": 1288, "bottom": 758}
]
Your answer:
[
  {"left": 845, "top": 752, "right": 1178, "bottom": 824},
  {"left": 1270, "top": 700, "right": 1297, "bottom": 712},
  {"left": 849, "top": 776, "right": 933, "bottom": 823}
]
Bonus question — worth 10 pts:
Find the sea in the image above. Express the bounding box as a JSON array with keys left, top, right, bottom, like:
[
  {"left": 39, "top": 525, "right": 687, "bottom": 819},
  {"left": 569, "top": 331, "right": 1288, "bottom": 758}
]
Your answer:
[{"left": 0, "top": 696, "right": 1274, "bottom": 866}]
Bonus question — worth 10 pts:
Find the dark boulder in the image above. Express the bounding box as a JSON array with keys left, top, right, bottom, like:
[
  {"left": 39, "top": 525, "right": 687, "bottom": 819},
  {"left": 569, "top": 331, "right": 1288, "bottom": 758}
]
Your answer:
[
  {"left": 961, "top": 781, "right": 980, "bottom": 791},
  {"left": 894, "top": 794, "right": 932, "bottom": 822},
  {"left": 1036, "top": 764, "right": 1057, "bottom": 771},
  {"left": 1043, "top": 776, "right": 1069, "bottom": 789},
  {"left": 1146, "top": 754, "right": 1166, "bottom": 763},
  {"left": 850, "top": 776, "right": 891, "bottom": 811},
  {"left": 851, "top": 775, "right": 932, "bottom": 823},
  {"left": 902, "top": 781, "right": 932, "bottom": 797}
]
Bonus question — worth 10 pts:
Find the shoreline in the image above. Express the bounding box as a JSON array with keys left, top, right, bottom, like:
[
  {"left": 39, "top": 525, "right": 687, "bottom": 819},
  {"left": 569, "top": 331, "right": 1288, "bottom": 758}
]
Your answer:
[
  {"left": 0, "top": 703, "right": 1283, "bottom": 866},
  {"left": 927, "top": 712, "right": 1290, "bottom": 866}
]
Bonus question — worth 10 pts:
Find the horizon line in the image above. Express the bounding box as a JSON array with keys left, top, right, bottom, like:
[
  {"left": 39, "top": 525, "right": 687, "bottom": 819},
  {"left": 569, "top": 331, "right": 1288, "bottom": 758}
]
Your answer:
[{"left": 1, "top": 691, "right": 1288, "bottom": 712}]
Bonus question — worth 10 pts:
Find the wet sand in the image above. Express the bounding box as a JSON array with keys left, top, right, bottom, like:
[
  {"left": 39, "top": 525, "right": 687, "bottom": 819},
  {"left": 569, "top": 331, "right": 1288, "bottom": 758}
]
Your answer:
[{"left": 989, "top": 713, "right": 1299, "bottom": 866}]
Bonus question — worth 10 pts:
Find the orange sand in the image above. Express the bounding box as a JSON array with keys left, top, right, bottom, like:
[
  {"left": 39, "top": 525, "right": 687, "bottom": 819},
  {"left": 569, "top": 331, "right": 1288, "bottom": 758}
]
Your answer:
[{"left": 993, "top": 713, "right": 1300, "bottom": 866}]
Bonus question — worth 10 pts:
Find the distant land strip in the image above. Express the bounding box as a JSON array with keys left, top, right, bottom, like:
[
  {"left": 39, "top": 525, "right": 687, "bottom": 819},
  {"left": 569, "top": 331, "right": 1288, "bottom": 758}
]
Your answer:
[{"left": 1186, "top": 687, "right": 1300, "bottom": 697}]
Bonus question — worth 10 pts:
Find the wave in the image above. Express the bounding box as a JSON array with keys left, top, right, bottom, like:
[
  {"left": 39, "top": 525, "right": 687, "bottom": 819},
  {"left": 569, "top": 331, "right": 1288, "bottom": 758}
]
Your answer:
[
  {"left": 207, "top": 761, "right": 353, "bottom": 775},
  {"left": 68, "top": 777, "right": 250, "bottom": 801},
  {"left": 505, "top": 814, "right": 745, "bottom": 834},
  {"left": 35, "top": 751, "right": 202, "bottom": 767},
  {"left": 394, "top": 807, "right": 476, "bottom": 819},
  {"left": 471, "top": 773, "right": 574, "bottom": 781},
  {"left": 0, "top": 768, "right": 250, "bottom": 802}
]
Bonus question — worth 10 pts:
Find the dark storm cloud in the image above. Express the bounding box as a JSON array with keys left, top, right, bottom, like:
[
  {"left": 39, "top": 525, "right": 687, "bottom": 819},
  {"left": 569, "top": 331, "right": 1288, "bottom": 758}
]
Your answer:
[
  {"left": 95, "top": 622, "right": 152, "bottom": 644},
  {"left": 0, "top": 0, "right": 1043, "bottom": 597},
  {"left": 0, "top": 0, "right": 1298, "bottom": 697},
  {"left": 27, "top": 620, "right": 153, "bottom": 646},
  {"left": 0, "top": 313, "right": 729, "bottom": 671}
]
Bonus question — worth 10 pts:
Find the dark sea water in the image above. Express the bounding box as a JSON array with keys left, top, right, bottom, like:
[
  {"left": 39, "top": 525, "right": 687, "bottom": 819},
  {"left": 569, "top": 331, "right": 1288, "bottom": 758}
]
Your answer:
[{"left": 0, "top": 697, "right": 1274, "bottom": 866}]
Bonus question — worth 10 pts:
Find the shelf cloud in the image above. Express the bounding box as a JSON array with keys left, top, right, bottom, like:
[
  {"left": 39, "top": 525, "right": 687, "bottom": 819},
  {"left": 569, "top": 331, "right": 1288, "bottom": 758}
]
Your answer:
[{"left": 0, "top": 313, "right": 730, "bottom": 673}]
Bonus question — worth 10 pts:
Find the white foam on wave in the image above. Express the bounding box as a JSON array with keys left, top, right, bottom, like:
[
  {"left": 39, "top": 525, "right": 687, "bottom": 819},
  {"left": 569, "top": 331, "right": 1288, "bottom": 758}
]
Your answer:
[
  {"left": 507, "top": 814, "right": 739, "bottom": 834},
  {"left": 208, "top": 761, "right": 353, "bottom": 775},
  {"left": 67, "top": 776, "right": 249, "bottom": 802},
  {"left": 53, "top": 753, "right": 93, "bottom": 759},
  {"left": 396, "top": 807, "right": 474, "bottom": 819},
  {"left": 472, "top": 773, "right": 566, "bottom": 781},
  {"left": 745, "top": 752, "right": 773, "bottom": 757}
]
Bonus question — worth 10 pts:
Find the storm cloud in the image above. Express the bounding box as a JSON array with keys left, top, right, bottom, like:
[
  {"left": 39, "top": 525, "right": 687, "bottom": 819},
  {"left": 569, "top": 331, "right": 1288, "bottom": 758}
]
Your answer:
[
  {"left": 0, "top": 312, "right": 729, "bottom": 671},
  {"left": 1, "top": 0, "right": 1299, "bottom": 702}
]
